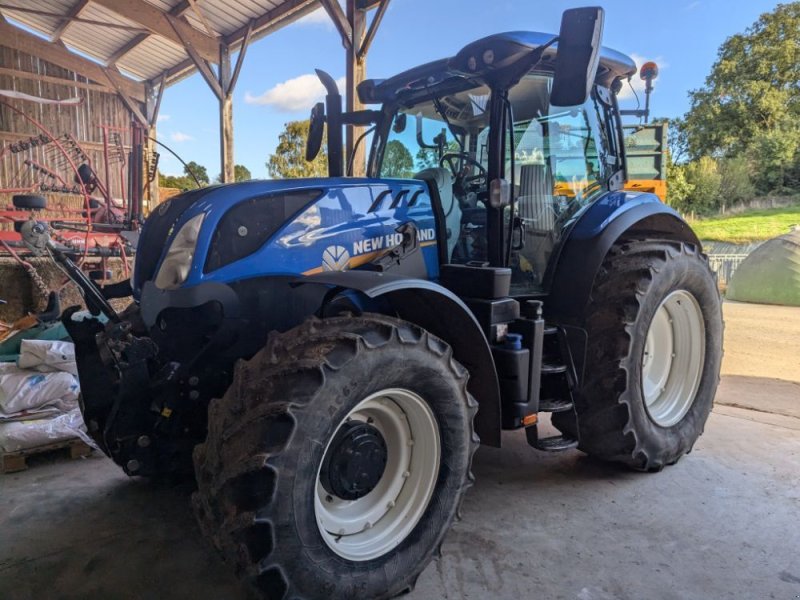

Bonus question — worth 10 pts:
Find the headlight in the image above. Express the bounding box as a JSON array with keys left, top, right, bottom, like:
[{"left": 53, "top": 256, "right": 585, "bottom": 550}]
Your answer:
[{"left": 154, "top": 213, "right": 205, "bottom": 290}]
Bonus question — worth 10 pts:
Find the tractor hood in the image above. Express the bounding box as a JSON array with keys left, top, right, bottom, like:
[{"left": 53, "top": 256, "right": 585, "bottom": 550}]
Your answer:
[
  {"left": 132, "top": 179, "right": 330, "bottom": 297},
  {"left": 357, "top": 31, "right": 636, "bottom": 105}
]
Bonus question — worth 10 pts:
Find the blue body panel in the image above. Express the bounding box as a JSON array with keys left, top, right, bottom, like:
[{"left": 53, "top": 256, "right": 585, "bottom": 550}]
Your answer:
[
  {"left": 136, "top": 178, "right": 440, "bottom": 300},
  {"left": 567, "top": 189, "right": 681, "bottom": 240}
]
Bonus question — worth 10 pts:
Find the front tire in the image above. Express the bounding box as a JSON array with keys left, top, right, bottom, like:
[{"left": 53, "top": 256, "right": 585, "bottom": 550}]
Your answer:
[
  {"left": 553, "top": 240, "right": 723, "bottom": 470},
  {"left": 193, "top": 314, "right": 477, "bottom": 599}
]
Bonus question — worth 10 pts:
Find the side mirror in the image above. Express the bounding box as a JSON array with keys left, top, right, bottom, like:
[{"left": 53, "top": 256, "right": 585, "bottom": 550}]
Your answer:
[
  {"left": 550, "top": 6, "right": 604, "bottom": 107},
  {"left": 393, "top": 113, "right": 407, "bottom": 133},
  {"left": 306, "top": 102, "right": 325, "bottom": 161}
]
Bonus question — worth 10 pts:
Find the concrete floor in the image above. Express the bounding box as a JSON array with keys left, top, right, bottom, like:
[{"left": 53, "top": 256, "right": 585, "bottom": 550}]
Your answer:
[{"left": 1, "top": 302, "right": 799, "bottom": 600}]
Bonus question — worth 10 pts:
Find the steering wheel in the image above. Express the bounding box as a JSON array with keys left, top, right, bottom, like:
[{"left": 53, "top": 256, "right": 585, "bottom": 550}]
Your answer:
[{"left": 439, "top": 153, "right": 487, "bottom": 188}]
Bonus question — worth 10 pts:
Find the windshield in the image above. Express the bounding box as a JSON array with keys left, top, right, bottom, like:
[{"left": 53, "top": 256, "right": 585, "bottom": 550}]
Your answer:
[
  {"left": 379, "top": 83, "right": 492, "bottom": 178},
  {"left": 375, "top": 72, "right": 615, "bottom": 294}
]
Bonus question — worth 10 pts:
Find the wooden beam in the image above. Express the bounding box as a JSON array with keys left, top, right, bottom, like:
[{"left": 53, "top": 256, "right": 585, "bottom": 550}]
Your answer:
[
  {"left": 358, "top": 0, "right": 389, "bottom": 60},
  {"left": 107, "top": 32, "right": 149, "bottom": 65},
  {"left": 227, "top": 21, "right": 253, "bottom": 95},
  {"left": 51, "top": 0, "right": 89, "bottom": 41},
  {"left": 0, "top": 4, "right": 149, "bottom": 33},
  {"left": 102, "top": 66, "right": 148, "bottom": 126},
  {"left": 0, "top": 67, "right": 110, "bottom": 94},
  {"left": 225, "top": 0, "right": 319, "bottom": 48},
  {"left": 185, "top": 0, "right": 215, "bottom": 37},
  {"left": 345, "top": 0, "right": 367, "bottom": 175},
  {"left": 105, "top": 1, "right": 199, "bottom": 67},
  {"left": 91, "top": 0, "right": 220, "bottom": 63},
  {"left": 320, "top": 0, "right": 353, "bottom": 50},
  {"left": 0, "top": 17, "right": 146, "bottom": 102},
  {"left": 145, "top": 73, "right": 166, "bottom": 126},
  {"left": 169, "top": 19, "right": 223, "bottom": 99},
  {"left": 218, "top": 44, "right": 233, "bottom": 183}
]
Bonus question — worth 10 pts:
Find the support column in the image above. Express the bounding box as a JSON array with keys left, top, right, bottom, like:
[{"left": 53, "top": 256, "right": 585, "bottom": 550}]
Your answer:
[
  {"left": 219, "top": 43, "right": 234, "bottom": 183},
  {"left": 144, "top": 75, "right": 165, "bottom": 211},
  {"left": 345, "top": 0, "right": 367, "bottom": 176}
]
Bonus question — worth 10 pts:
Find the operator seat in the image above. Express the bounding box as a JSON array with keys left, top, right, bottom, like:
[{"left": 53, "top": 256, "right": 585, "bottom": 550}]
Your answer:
[{"left": 414, "top": 168, "right": 461, "bottom": 261}]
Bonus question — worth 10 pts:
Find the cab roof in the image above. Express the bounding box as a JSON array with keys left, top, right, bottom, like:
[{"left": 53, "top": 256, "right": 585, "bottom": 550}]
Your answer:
[{"left": 358, "top": 31, "right": 637, "bottom": 106}]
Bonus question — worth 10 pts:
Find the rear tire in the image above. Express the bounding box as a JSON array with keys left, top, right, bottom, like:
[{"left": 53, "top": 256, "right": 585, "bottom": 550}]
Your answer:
[
  {"left": 12, "top": 194, "right": 47, "bottom": 210},
  {"left": 552, "top": 240, "right": 722, "bottom": 470},
  {"left": 193, "top": 313, "right": 478, "bottom": 599}
]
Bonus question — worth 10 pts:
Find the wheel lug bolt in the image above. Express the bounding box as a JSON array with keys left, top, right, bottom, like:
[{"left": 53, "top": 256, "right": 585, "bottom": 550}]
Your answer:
[
  {"left": 402, "top": 470, "right": 410, "bottom": 478},
  {"left": 326, "top": 495, "right": 333, "bottom": 502}
]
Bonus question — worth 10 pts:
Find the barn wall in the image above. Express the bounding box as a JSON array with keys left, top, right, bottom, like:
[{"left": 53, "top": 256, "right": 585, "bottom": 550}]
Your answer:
[{"left": 0, "top": 45, "right": 137, "bottom": 227}]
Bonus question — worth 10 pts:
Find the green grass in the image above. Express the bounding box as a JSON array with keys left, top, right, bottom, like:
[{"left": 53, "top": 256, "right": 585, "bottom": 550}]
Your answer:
[{"left": 689, "top": 205, "right": 800, "bottom": 244}]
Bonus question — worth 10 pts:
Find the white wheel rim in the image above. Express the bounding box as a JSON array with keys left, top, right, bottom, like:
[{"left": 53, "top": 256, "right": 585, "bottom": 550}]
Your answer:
[
  {"left": 314, "top": 388, "right": 440, "bottom": 561},
  {"left": 641, "top": 289, "right": 706, "bottom": 427}
]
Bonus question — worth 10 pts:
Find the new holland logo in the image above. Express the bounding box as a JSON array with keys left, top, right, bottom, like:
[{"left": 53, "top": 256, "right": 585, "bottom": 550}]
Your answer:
[{"left": 322, "top": 245, "right": 350, "bottom": 271}]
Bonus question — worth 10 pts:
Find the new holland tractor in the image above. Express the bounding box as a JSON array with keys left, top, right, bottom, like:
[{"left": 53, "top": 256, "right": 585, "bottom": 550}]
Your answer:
[{"left": 28, "top": 7, "right": 721, "bottom": 599}]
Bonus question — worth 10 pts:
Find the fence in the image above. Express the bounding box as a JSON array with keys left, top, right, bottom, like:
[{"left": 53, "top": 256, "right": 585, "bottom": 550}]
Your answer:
[{"left": 707, "top": 253, "right": 748, "bottom": 289}]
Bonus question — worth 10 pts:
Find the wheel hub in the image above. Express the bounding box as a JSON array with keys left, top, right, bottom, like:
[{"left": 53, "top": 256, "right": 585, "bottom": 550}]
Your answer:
[{"left": 320, "top": 421, "right": 388, "bottom": 501}]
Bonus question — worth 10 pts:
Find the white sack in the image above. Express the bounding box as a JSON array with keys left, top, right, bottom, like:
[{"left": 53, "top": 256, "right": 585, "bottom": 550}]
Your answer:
[
  {"left": 17, "top": 340, "right": 77, "bottom": 375},
  {"left": 0, "top": 368, "right": 80, "bottom": 416},
  {"left": 0, "top": 407, "right": 87, "bottom": 452}
]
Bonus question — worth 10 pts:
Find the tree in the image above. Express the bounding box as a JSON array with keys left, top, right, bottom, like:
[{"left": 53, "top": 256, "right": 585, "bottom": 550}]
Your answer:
[
  {"left": 214, "top": 164, "right": 253, "bottom": 183},
  {"left": 382, "top": 140, "right": 414, "bottom": 177},
  {"left": 184, "top": 161, "right": 209, "bottom": 185},
  {"left": 267, "top": 120, "right": 328, "bottom": 179},
  {"left": 158, "top": 160, "right": 210, "bottom": 190},
  {"left": 684, "top": 3, "right": 800, "bottom": 159},
  {"left": 684, "top": 156, "right": 722, "bottom": 214}
]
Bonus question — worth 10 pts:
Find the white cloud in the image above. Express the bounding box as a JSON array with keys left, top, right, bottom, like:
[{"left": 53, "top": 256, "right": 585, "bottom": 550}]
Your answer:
[
  {"left": 157, "top": 114, "right": 170, "bottom": 122},
  {"left": 244, "top": 73, "right": 345, "bottom": 112},
  {"left": 170, "top": 131, "right": 194, "bottom": 142},
  {"left": 296, "top": 7, "right": 332, "bottom": 27},
  {"left": 617, "top": 53, "right": 668, "bottom": 101}
]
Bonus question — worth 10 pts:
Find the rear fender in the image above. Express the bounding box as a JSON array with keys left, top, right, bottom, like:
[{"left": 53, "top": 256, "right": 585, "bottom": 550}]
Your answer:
[
  {"left": 299, "top": 270, "right": 502, "bottom": 447},
  {"left": 545, "top": 191, "right": 701, "bottom": 383}
]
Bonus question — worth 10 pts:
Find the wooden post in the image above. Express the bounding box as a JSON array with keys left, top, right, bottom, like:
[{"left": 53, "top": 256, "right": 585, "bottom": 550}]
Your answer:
[
  {"left": 144, "top": 77, "right": 165, "bottom": 210},
  {"left": 346, "top": 0, "right": 367, "bottom": 176},
  {"left": 219, "top": 43, "right": 234, "bottom": 183}
]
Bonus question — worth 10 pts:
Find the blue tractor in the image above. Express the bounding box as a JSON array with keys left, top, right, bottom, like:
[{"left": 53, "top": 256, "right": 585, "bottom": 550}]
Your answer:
[{"left": 43, "top": 7, "right": 721, "bottom": 600}]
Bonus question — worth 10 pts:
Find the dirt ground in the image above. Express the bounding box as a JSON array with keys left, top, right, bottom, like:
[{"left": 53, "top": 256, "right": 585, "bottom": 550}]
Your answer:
[
  {"left": 718, "top": 300, "right": 800, "bottom": 419},
  {"left": 0, "top": 301, "right": 797, "bottom": 600}
]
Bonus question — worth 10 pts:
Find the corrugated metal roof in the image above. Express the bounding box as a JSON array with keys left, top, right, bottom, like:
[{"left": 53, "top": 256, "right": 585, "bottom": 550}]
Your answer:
[{"left": 0, "top": 0, "right": 321, "bottom": 87}]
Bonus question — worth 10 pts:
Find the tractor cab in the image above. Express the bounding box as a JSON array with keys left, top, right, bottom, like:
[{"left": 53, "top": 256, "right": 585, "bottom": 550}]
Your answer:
[{"left": 309, "top": 16, "right": 636, "bottom": 296}]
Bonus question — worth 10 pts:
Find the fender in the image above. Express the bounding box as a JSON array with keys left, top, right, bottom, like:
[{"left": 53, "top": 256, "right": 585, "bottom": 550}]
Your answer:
[
  {"left": 300, "top": 270, "right": 502, "bottom": 447},
  {"left": 545, "top": 191, "right": 701, "bottom": 382}
]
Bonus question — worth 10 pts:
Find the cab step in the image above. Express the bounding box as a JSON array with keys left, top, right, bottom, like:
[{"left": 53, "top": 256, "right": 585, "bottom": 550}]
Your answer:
[
  {"left": 534, "top": 435, "right": 579, "bottom": 452},
  {"left": 541, "top": 362, "right": 567, "bottom": 375},
  {"left": 525, "top": 424, "right": 579, "bottom": 452},
  {"left": 538, "top": 398, "right": 574, "bottom": 413}
]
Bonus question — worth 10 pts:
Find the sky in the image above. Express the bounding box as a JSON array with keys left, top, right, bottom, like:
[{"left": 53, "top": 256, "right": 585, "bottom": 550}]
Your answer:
[{"left": 155, "top": 0, "right": 785, "bottom": 179}]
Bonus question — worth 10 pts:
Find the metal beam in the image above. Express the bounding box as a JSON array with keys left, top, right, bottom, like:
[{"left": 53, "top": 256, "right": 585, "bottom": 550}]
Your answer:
[
  {"left": 0, "top": 17, "right": 146, "bottom": 102},
  {"left": 91, "top": 0, "right": 220, "bottom": 63},
  {"left": 320, "top": 0, "right": 353, "bottom": 50},
  {"left": 50, "top": 0, "right": 89, "bottom": 41}
]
